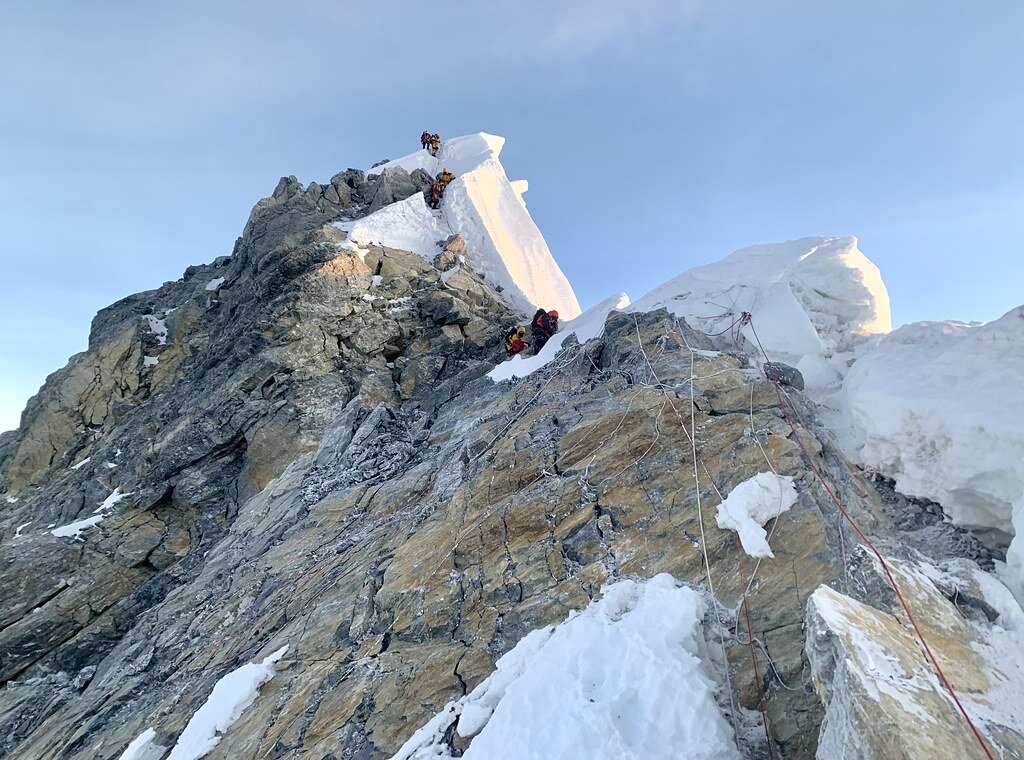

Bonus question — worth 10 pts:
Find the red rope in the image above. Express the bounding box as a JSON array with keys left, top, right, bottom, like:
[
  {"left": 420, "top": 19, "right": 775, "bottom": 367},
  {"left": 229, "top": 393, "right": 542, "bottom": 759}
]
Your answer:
[
  {"left": 741, "top": 312, "right": 994, "bottom": 760},
  {"left": 743, "top": 594, "right": 775, "bottom": 760}
]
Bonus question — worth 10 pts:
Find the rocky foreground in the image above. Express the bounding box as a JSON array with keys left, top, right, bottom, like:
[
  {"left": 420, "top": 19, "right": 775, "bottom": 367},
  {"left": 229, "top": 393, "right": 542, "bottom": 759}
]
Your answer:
[{"left": 1, "top": 164, "right": 1021, "bottom": 759}]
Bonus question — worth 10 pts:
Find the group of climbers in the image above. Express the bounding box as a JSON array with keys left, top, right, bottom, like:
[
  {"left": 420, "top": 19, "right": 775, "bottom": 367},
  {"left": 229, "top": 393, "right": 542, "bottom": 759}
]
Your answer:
[
  {"left": 504, "top": 308, "right": 559, "bottom": 358},
  {"left": 420, "top": 131, "right": 442, "bottom": 157},
  {"left": 428, "top": 167, "right": 457, "bottom": 210},
  {"left": 418, "top": 132, "right": 564, "bottom": 362}
]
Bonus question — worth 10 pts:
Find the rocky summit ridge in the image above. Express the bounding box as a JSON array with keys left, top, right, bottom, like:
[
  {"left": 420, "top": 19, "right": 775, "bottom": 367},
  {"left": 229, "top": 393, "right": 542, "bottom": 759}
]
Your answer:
[{"left": 1, "top": 138, "right": 1023, "bottom": 760}]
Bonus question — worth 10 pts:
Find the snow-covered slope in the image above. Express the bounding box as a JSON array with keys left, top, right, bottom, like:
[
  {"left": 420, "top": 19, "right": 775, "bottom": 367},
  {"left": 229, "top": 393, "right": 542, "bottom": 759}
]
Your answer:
[
  {"left": 348, "top": 133, "right": 580, "bottom": 319},
  {"left": 391, "top": 574, "right": 740, "bottom": 760},
  {"left": 842, "top": 306, "right": 1024, "bottom": 596},
  {"left": 629, "top": 236, "right": 891, "bottom": 379},
  {"left": 335, "top": 194, "right": 450, "bottom": 261}
]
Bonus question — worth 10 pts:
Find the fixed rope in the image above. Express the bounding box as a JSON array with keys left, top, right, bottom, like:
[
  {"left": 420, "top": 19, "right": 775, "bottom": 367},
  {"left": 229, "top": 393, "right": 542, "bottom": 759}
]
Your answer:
[
  {"left": 740, "top": 311, "right": 995, "bottom": 760},
  {"left": 631, "top": 314, "right": 774, "bottom": 758}
]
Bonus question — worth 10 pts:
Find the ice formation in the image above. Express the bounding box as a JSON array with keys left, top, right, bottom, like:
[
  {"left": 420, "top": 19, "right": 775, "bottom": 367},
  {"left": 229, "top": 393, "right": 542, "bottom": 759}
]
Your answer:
[{"left": 842, "top": 306, "right": 1024, "bottom": 596}]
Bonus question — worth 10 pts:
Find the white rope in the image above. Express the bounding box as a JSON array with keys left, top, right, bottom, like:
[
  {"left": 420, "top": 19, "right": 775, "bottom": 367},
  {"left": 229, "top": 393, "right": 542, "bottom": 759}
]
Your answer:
[
  {"left": 637, "top": 314, "right": 739, "bottom": 733},
  {"left": 741, "top": 379, "right": 785, "bottom": 598}
]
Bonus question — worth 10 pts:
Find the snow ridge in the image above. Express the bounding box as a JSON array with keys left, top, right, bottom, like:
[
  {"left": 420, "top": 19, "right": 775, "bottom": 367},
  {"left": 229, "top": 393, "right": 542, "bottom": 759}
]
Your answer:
[
  {"left": 842, "top": 305, "right": 1024, "bottom": 597},
  {"left": 629, "top": 236, "right": 891, "bottom": 366},
  {"left": 339, "top": 133, "right": 580, "bottom": 319}
]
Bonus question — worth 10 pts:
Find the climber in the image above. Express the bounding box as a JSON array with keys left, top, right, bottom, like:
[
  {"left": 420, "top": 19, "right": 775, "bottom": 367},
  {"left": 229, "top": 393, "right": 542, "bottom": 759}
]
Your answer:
[
  {"left": 504, "top": 326, "right": 531, "bottom": 358},
  {"left": 428, "top": 181, "right": 445, "bottom": 210},
  {"left": 437, "top": 168, "right": 456, "bottom": 187},
  {"left": 430, "top": 133, "right": 441, "bottom": 157},
  {"left": 420, "top": 131, "right": 431, "bottom": 150},
  {"left": 530, "top": 309, "right": 559, "bottom": 355}
]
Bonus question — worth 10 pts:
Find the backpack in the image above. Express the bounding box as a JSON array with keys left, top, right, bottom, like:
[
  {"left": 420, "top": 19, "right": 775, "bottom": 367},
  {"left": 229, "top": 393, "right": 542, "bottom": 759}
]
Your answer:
[{"left": 531, "top": 309, "right": 551, "bottom": 336}]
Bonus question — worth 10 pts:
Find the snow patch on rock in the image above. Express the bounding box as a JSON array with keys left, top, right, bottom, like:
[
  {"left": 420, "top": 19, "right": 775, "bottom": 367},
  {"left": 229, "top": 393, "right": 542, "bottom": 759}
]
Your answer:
[
  {"left": 335, "top": 193, "right": 450, "bottom": 261},
  {"left": 51, "top": 487, "right": 129, "bottom": 539},
  {"left": 714, "top": 473, "right": 798, "bottom": 558},
  {"left": 118, "top": 728, "right": 162, "bottom": 760},
  {"left": 143, "top": 315, "right": 168, "bottom": 346},
  {"left": 391, "top": 574, "right": 739, "bottom": 760},
  {"left": 167, "top": 646, "right": 287, "bottom": 760}
]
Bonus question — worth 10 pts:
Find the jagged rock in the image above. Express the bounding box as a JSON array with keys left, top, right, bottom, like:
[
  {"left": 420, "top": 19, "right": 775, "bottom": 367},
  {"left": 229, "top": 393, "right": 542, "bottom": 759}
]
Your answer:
[
  {"left": 432, "top": 236, "right": 466, "bottom": 273},
  {"left": 1, "top": 150, "right": 1014, "bottom": 760},
  {"left": 409, "top": 168, "right": 434, "bottom": 190},
  {"left": 359, "top": 372, "right": 400, "bottom": 410},
  {"left": 433, "top": 250, "right": 458, "bottom": 272},
  {"left": 806, "top": 547, "right": 1024, "bottom": 759},
  {"left": 366, "top": 166, "right": 419, "bottom": 213},
  {"left": 443, "top": 233, "right": 467, "bottom": 255},
  {"left": 272, "top": 175, "right": 303, "bottom": 200}
]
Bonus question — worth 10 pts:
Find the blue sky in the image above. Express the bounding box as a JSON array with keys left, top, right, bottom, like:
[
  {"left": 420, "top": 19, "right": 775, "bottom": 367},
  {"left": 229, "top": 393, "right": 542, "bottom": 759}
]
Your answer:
[{"left": 1, "top": 1, "right": 1021, "bottom": 432}]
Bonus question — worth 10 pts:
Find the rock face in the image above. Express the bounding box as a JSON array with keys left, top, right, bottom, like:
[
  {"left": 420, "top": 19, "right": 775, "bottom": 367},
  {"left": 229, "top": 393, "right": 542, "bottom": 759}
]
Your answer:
[
  {"left": 0, "top": 160, "right": 1019, "bottom": 760},
  {"left": 807, "top": 547, "right": 1024, "bottom": 759}
]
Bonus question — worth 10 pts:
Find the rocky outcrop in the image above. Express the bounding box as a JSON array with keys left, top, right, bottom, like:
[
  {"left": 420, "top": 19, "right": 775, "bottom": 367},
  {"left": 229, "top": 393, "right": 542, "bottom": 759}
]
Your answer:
[
  {"left": 0, "top": 159, "right": 1017, "bottom": 760},
  {"left": 807, "top": 547, "right": 1024, "bottom": 759},
  {"left": 0, "top": 166, "right": 516, "bottom": 759}
]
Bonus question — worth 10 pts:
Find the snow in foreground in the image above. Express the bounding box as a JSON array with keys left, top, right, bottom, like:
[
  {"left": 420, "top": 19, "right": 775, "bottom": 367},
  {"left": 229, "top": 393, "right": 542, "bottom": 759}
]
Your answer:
[
  {"left": 488, "top": 292, "right": 630, "bottom": 381},
  {"left": 391, "top": 574, "right": 739, "bottom": 760},
  {"left": 842, "top": 305, "right": 1024, "bottom": 599},
  {"left": 344, "top": 133, "right": 580, "bottom": 319},
  {"left": 164, "top": 646, "right": 288, "bottom": 760},
  {"left": 715, "top": 473, "right": 798, "bottom": 559}
]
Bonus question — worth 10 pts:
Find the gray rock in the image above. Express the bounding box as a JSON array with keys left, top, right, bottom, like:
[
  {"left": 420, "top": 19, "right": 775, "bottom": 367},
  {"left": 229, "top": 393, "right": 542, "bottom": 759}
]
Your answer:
[
  {"left": 2, "top": 144, "right": 1013, "bottom": 760},
  {"left": 764, "top": 360, "right": 805, "bottom": 390},
  {"left": 366, "top": 167, "right": 419, "bottom": 213},
  {"left": 409, "top": 168, "right": 434, "bottom": 190}
]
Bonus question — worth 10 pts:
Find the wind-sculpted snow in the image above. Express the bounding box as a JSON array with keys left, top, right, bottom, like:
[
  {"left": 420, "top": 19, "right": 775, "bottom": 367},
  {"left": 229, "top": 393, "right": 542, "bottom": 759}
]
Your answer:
[
  {"left": 360, "top": 133, "right": 581, "bottom": 319},
  {"left": 334, "top": 193, "right": 451, "bottom": 261},
  {"left": 843, "top": 306, "right": 1024, "bottom": 598},
  {"left": 630, "top": 236, "right": 891, "bottom": 369}
]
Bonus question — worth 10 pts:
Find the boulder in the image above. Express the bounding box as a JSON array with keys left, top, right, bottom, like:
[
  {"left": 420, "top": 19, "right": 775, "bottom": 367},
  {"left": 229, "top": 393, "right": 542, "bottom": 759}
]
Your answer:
[
  {"left": 764, "top": 361, "right": 805, "bottom": 390},
  {"left": 806, "top": 548, "right": 1024, "bottom": 759},
  {"left": 410, "top": 168, "right": 434, "bottom": 190},
  {"left": 366, "top": 167, "right": 419, "bottom": 213}
]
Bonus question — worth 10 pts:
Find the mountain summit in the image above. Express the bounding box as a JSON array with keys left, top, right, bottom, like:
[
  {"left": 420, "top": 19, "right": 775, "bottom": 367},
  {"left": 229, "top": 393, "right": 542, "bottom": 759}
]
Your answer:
[{"left": 1, "top": 134, "right": 1022, "bottom": 760}]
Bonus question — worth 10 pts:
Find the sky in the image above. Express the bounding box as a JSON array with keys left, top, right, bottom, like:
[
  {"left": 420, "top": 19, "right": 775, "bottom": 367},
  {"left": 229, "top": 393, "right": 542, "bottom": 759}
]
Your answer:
[{"left": 1, "top": 0, "right": 1021, "bottom": 432}]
